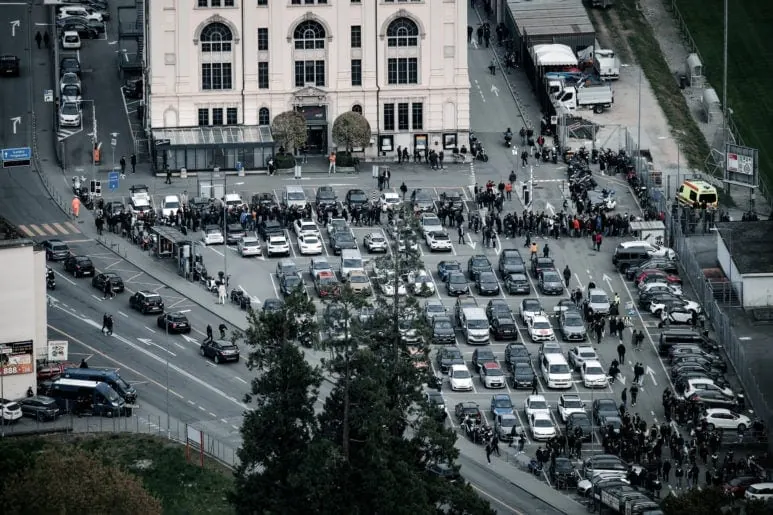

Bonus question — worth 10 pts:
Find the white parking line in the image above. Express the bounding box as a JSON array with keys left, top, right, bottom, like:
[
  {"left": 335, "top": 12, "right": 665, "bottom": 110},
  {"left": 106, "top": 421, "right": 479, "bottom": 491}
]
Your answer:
[
  {"left": 285, "top": 229, "right": 297, "bottom": 258},
  {"left": 269, "top": 273, "right": 280, "bottom": 298}
]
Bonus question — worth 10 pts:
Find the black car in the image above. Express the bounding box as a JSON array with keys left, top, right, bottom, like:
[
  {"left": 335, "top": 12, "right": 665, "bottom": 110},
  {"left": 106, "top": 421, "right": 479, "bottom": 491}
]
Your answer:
[
  {"left": 531, "top": 257, "right": 555, "bottom": 278},
  {"left": 200, "top": 339, "right": 240, "bottom": 364},
  {"left": 129, "top": 291, "right": 164, "bottom": 314},
  {"left": 329, "top": 230, "right": 357, "bottom": 255},
  {"left": 19, "top": 396, "right": 60, "bottom": 421},
  {"left": 258, "top": 220, "right": 283, "bottom": 240},
  {"left": 251, "top": 192, "right": 278, "bottom": 210},
  {"left": 672, "top": 354, "right": 727, "bottom": 373},
  {"left": 687, "top": 390, "right": 739, "bottom": 411},
  {"left": 511, "top": 363, "right": 535, "bottom": 389},
  {"left": 103, "top": 200, "right": 125, "bottom": 217},
  {"left": 475, "top": 272, "right": 500, "bottom": 296},
  {"left": 60, "top": 57, "right": 81, "bottom": 77},
  {"left": 63, "top": 255, "right": 95, "bottom": 277},
  {"left": 538, "top": 270, "right": 564, "bottom": 295},
  {"left": 437, "top": 260, "right": 462, "bottom": 282},
  {"left": 426, "top": 462, "right": 461, "bottom": 481},
  {"left": 491, "top": 317, "right": 517, "bottom": 340},
  {"left": 157, "top": 312, "right": 191, "bottom": 333},
  {"left": 670, "top": 363, "right": 724, "bottom": 383},
  {"left": 411, "top": 189, "right": 435, "bottom": 212},
  {"left": 471, "top": 348, "right": 497, "bottom": 372},
  {"left": 549, "top": 457, "right": 579, "bottom": 487},
  {"left": 467, "top": 255, "right": 493, "bottom": 280},
  {"left": 431, "top": 316, "right": 456, "bottom": 345},
  {"left": 315, "top": 186, "right": 338, "bottom": 207},
  {"left": 262, "top": 298, "right": 285, "bottom": 314},
  {"left": 345, "top": 189, "right": 368, "bottom": 209},
  {"left": 485, "top": 299, "right": 512, "bottom": 323},
  {"left": 499, "top": 250, "right": 526, "bottom": 276},
  {"left": 504, "top": 273, "right": 530, "bottom": 295},
  {"left": 504, "top": 343, "right": 531, "bottom": 370},
  {"left": 91, "top": 272, "right": 125, "bottom": 293},
  {"left": 57, "top": 19, "right": 101, "bottom": 38},
  {"left": 445, "top": 272, "right": 470, "bottom": 296},
  {"left": 625, "top": 258, "right": 678, "bottom": 280},
  {"left": 426, "top": 391, "right": 447, "bottom": 420},
  {"left": 225, "top": 223, "right": 246, "bottom": 245},
  {"left": 566, "top": 412, "right": 593, "bottom": 442},
  {"left": 42, "top": 239, "right": 70, "bottom": 261},
  {"left": 436, "top": 346, "right": 465, "bottom": 373},
  {"left": 0, "top": 55, "right": 20, "bottom": 77},
  {"left": 279, "top": 274, "right": 305, "bottom": 297},
  {"left": 592, "top": 398, "right": 619, "bottom": 425}
]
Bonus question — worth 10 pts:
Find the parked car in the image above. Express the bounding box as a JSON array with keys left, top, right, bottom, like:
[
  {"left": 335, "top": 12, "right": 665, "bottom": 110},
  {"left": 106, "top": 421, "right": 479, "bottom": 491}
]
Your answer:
[
  {"left": 63, "top": 255, "right": 94, "bottom": 277},
  {"left": 91, "top": 272, "right": 124, "bottom": 293},
  {"left": 42, "top": 239, "right": 71, "bottom": 261},
  {"left": 129, "top": 291, "right": 164, "bottom": 314},
  {"left": 18, "top": 396, "right": 60, "bottom": 421},
  {"left": 504, "top": 273, "right": 530, "bottom": 295}
]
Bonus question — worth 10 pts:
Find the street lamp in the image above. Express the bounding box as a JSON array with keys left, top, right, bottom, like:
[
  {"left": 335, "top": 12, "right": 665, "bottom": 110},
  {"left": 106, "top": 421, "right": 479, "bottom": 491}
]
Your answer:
[
  {"left": 79, "top": 99, "right": 98, "bottom": 183},
  {"left": 165, "top": 309, "right": 190, "bottom": 435},
  {"left": 110, "top": 132, "right": 119, "bottom": 174}
]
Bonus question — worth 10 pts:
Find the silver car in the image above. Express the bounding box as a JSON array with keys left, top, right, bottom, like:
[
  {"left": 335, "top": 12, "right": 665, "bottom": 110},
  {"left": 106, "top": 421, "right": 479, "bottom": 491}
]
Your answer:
[
  {"left": 559, "top": 310, "right": 587, "bottom": 341},
  {"left": 587, "top": 288, "right": 611, "bottom": 315}
]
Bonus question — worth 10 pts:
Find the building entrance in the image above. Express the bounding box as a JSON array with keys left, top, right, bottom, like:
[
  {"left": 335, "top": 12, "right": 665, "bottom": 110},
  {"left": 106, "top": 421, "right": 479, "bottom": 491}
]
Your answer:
[{"left": 305, "top": 125, "right": 328, "bottom": 154}]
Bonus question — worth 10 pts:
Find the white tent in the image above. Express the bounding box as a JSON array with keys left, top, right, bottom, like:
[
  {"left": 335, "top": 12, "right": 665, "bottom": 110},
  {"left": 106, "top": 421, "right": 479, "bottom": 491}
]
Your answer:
[{"left": 531, "top": 44, "right": 578, "bottom": 67}]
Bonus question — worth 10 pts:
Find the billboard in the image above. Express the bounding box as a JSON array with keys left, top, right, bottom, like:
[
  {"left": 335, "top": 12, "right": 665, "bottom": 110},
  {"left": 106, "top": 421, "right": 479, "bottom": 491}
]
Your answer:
[
  {"left": 0, "top": 340, "right": 34, "bottom": 376},
  {"left": 725, "top": 143, "right": 758, "bottom": 188}
]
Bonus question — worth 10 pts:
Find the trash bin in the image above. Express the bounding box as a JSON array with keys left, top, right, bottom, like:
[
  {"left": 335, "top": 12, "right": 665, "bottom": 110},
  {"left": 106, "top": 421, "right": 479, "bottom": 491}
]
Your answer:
[{"left": 679, "top": 75, "right": 688, "bottom": 90}]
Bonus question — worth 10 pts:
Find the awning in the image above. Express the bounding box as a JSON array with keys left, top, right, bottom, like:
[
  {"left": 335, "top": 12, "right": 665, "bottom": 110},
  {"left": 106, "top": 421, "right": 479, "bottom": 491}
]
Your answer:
[{"left": 153, "top": 125, "right": 274, "bottom": 146}]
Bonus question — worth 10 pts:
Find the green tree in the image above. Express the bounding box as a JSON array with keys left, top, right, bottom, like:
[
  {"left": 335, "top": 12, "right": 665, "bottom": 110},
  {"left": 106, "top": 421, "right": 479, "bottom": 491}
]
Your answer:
[
  {"left": 331, "top": 111, "right": 372, "bottom": 153},
  {"left": 3, "top": 449, "right": 161, "bottom": 515},
  {"left": 271, "top": 110, "right": 307, "bottom": 154},
  {"left": 230, "top": 289, "right": 322, "bottom": 514}
]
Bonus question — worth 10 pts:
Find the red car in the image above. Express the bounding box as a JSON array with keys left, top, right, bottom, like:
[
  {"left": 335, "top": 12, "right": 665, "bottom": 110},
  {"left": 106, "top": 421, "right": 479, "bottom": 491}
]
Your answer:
[
  {"left": 634, "top": 269, "right": 682, "bottom": 287},
  {"left": 723, "top": 476, "right": 760, "bottom": 498}
]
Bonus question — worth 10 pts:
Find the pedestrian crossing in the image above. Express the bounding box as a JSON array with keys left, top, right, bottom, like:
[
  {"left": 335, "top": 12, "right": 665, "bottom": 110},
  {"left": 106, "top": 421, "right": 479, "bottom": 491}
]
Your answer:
[
  {"left": 18, "top": 221, "right": 82, "bottom": 238},
  {"left": 57, "top": 127, "right": 82, "bottom": 142}
]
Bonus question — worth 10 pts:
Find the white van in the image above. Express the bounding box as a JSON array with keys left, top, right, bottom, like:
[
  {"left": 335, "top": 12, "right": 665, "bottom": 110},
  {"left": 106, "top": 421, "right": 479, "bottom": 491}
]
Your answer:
[
  {"left": 540, "top": 353, "right": 572, "bottom": 389},
  {"left": 460, "top": 307, "right": 489, "bottom": 344},
  {"left": 283, "top": 186, "right": 307, "bottom": 209},
  {"left": 340, "top": 249, "right": 364, "bottom": 278}
]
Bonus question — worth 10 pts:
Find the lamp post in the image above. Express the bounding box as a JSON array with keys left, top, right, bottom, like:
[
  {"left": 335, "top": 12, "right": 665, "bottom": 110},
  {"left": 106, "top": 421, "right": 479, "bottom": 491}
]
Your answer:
[
  {"left": 80, "top": 99, "right": 98, "bottom": 183},
  {"left": 165, "top": 309, "right": 190, "bottom": 436},
  {"left": 110, "top": 132, "right": 119, "bottom": 173}
]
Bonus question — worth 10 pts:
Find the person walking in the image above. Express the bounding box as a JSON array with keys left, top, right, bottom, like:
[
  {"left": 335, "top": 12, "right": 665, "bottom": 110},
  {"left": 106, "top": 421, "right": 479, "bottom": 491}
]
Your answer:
[
  {"left": 80, "top": 358, "right": 89, "bottom": 368},
  {"left": 563, "top": 266, "right": 571, "bottom": 288},
  {"left": 219, "top": 323, "right": 228, "bottom": 339},
  {"left": 491, "top": 435, "right": 501, "bottom": 456},
  {"left": 43, "top": 31, "right": 50, "bottom": 47},
  {"left": 520, "top": 150, "right": 528, "bottom": 168},
  {"left": 71, "top": 196, "right": 81, "bottom": 218},
  {"left": 130, "top": 153, "right": 137, "bottom": 173},
  {"left": 165, "top": 165, "right": 172, "bottom": 184},
  {"left": 621, "top": 387, "right": 627, "bottom": 408},
  {"left": 630, "top": 384, "right": 639, "bottom": 407},
  {"left": 675, "top": 465, "right": 684, "bottom": 488},
  {"left": 505, "top": 181, "right": 512, "bottom": 200},
  {"left": 617, "top": 342, "right": 626, "bottom": 364},
  {"left": 35, "top": 31, "right": 42, "bottom": 49},
  {"left": 485, "top": 441, "right": 492, "bottom": 464},
  {"left": 542, "top": 243, "right": 550, "bottom": 258},
  {"left": 517, "top": 433, "right": 526, "bottom": 453},
  {"left": 105, "top": 314, "right": 113, "bottom": 335},
  {"left": 206, "top": 324, "right": 213, "bottom": 343},
  {"left": 102, "top": 313, "right": 109, "bottom": 335},
  {"left": 400, "top": 181, "right": 408, "bottom": 200},
  {"left": 662, "top": 460, "right": 672, "bottom": 482},
  {"left": 217, "top": 283, "right": 227, "bottom": 304},
  {"left": 120, "top": 156, "right": 127, "bottom": 176},
  {"left": 103, "top": 278, "right": 112, "bottom": 300},
  {"left": 458, "top": 224, "right": 465, "bottom": 244},
  {"left": 328, "top": 151, "right": 336, "bottom": 175},
  {"left": 467, "top": 25, "right": 473, "bottom": 43},
  {"left": 531, "top": 375, "right": 539, "bottom": 395}
]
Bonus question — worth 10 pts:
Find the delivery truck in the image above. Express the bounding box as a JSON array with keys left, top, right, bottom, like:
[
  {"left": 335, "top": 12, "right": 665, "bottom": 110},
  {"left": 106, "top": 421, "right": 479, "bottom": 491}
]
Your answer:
[{"left": 554, "top": 82, "right": 614, "bottom": 113}]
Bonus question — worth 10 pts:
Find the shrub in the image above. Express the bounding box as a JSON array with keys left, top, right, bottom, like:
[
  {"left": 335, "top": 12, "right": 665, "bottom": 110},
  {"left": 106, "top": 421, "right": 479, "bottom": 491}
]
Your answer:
[{"left": 274, "top": 153, "right": 296, "bottom": 169}]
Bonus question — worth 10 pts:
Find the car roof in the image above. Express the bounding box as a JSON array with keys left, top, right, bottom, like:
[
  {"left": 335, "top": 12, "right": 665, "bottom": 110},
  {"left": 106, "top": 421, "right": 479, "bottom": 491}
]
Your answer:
[
  {"left": 562, "top": 393, "right": 581, "bottom": 400},
  {"left": 482, "top": 362, "right": 500, "bottom": 370},
  {"left": 584, "top": 360, "right": 603, "bottom": 368},
  {"left": 268, "top": 234, "right": 287, "bottom": 241},
  {"left": 164, "top": 195, "right": 179, "bottom": 201},
  {"left": 532, "top": 315, "right": 550, "bottom": 323},
  {"left": 527, "top": 394, "right": 546, "bottom": 402},
  {"left": 705, "top": 408, "right": 737, "bottom": 416},
  {"left": 450, "top": 364, "right": 468, "bottom": 372}
]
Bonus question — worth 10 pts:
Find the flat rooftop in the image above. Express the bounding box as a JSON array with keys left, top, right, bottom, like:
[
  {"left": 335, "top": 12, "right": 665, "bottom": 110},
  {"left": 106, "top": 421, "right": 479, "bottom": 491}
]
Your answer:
[{"left": 714, "top": 221, "right": 773, "bottom": 275}]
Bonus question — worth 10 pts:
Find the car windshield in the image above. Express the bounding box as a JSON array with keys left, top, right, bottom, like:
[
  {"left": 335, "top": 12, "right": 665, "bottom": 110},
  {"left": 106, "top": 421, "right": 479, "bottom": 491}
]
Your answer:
[
  {"left": 206, "top": 228, "right": 220, "bottom": 234},
  {"left": 533, "top": 321, "right": 551, "bottom": 330},
  {"left": 564, "top": 398, "right": 583, "bottom": 408},
  {"left": 443, "top": 263, "right": 461, "bottom": 271},
  {"left": 284, "top": 276, "right": 302, "bottom": 287},
  {"left": 446, "top": 349, "right": 462, "bottom": 359},
  {"left": 343, "top": 258, "right": 362, "bottom": 268},
  {"left": 349, "top": 275, "right": 368, "bottom": 284},
  {"left": 370, "top": 235, "right": 385, "bottom": 242},
  {"left": 524, "top": 301, "right": 541, "bottom": 311},
  {"left": 590, "top": 295, "right": 608, "bottom": 303},
  {"left": 543, "top": 273, "right": 561, "bottom": 282},
  {"left": 468, "top": 320, "right": 488, "bottom": 329},
  {"left": 434, "top": 320, "right": 452, "bottom": 329},
  {"left": 503, "top": 257, "right": 522, "bottom": 265},
  {"left": 336, "top": 233, "right": 355, "bottom": 242},
  {"left": 534, "top": 419, "right": 553, "bottom": 428},
  {"left": 579, "top": 350, "right": 596, "bottom": 358},
  {"left": 514, "top": 365, "right": 532, "bottom": 375},
  {"left": 565, "top": 316, "right": 583, "bottom": 326},
  {"left": 585, "top": 366, "right": 604, "bottom": 375},
  {"left": 423, "top": 216, "right": 440, "bottom": 225},
  {"left": 471, "top": 258, "right": 489, "bottom": 267},
  {"left": 452, "top": 369, "right": 471, "bottom": 379},
  {"left": 433, "top": 233, "right": 449, "bottom": 240},
  {"left": 550, "top": 364, "right": 570, "bottom": 374},
  {"left": 479, "top": 273, "right": 496, "bottom": 282},
  {"left": 287, "top": 192, "right": 305, "bottom": 200},
  {"left": 499, "top": 417, "right": 517, "bottom": 427},
  {"left": 486, "top": 368, "right": 504, "bottom": 376},
  {"left": 52, "top": 243, "right": 68, "bottom": 251},
  {"left": 62, "top": 104, "right": 78, "bottom": 115},
  {"left": 530, "top": 400, "right": 547, "bottom": 410},
  {"left": 449, "top": 274, "right": 466, "bottom": 284},
  {"left": 493, "top": 398, "right": 511, "bottom": 408}
]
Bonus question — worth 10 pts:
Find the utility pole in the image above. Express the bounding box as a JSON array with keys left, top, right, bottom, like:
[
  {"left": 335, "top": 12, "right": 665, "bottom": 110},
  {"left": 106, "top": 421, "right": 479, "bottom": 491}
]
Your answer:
[{"left": 721, "top": 0, "right": 729, "bottom": 170}]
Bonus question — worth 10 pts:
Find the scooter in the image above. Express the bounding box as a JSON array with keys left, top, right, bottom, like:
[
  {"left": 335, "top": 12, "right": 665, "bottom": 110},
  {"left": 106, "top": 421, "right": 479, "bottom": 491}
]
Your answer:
[
  {"left": 475, "top": 147, "right": 489, "bottom": 162},
  {"left": 72, "top": 175, "right": 86, "bottom": 195},
  {"left": 46, "top": 267, "right": 56, "bottom": 290},
  {"left": 503, "top": 132, "right": 513, "bottom": 147}
]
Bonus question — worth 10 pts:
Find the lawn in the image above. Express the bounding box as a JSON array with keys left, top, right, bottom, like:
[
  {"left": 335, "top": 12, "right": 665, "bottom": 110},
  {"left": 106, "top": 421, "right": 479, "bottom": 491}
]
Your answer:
[
  {"left": 0, "top": 434, "right": 235, "bottom": 515},
  {"left": 673, "top": 0, "right": 773, "bottom": 194}
]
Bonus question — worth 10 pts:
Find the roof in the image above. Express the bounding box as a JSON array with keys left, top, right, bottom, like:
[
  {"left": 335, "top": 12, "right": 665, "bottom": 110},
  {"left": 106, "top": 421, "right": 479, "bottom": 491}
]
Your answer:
[
  {"left": 714, "top": 221, "right": 773, "bottom": 275},
  {"left": 150, "top": 225, "right": 190, "bottom": 244},
  {"left": 153, "top": 125, "right": 273, "bottom": 146},
  {"left": 507, "top": 0, "right": 594, "bottom": 41}
]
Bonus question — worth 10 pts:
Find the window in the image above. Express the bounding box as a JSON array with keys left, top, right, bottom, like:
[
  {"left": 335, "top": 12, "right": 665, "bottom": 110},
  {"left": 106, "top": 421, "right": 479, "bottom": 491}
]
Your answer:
[
  {"left": 257, "top": 0, "right": 267, "bottom": 5},
  {"left": 257, "top": 28, "right": 268, "bottom": 51},
  {"left": 294, "top": 60, "right": 325, "bottom": 87},
  {"left": 350, "top": 25, "right": 361, "bottom": 48},
  {"left": 387, "top": 58, "right": 417, "bottom": 85},
  {"left": 258, "top": 62, "right": 269, "bottom": 89},
  {"left": 200, "top": 23, "right": 234, "bottom": 90},
  {"left": 398, "top": 103, "right": 409, "bottom": 131},
  {"left": 293, "top": 0, "right": 327, "bottom": 3},
  {"left": 198, "top": 108, "right": 209, "bottom": 126},
  {"left": 387, "top": 18, "right": 419, "bottom": 47},
  {"left": 198, "top": 0, "right": 207, "bottom": 6},
  {"left": 411, "top": 102, "right": 423, "bottom": 130},
  {"left": 351, "top": 59, "right": 362, "bottom": 86},
  {"left": 212, "top": 108, "right": 224, "bottom": 126},
  {"left": 226, "top": 107, "right": 238, "bottom": 125},
  {"left": 258, "top": 107, "right": 270, "bottom": 125},
  {"left": 293, "top": 20, "right": 326, "bottom": 50},
  {"left": 352, "top": 104, "right": 362, "bottom": 114},
  {"left": 383, "top": 103, "right": 395, "bottom": 131}
]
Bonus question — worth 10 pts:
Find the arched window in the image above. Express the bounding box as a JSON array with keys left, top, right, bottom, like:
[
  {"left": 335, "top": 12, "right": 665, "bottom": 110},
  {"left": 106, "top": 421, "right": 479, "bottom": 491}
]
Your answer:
[
  {"left": 200, "top": 22, "right": 234, "bottom": 90},
  {"left": 352, "top": 104, "right": 362, "bottom": 114},
  {"left": 258, "top": 107, "right": 270, "bottom": 126},
  {"left": 292, "top": 19, "right": 327, "bottom": 87},
  {"left": 387, "top": 18, "right": 418, "bottom": 47},
  {"left": 294, "top": 20, "right": 326, "bottom": 50}
]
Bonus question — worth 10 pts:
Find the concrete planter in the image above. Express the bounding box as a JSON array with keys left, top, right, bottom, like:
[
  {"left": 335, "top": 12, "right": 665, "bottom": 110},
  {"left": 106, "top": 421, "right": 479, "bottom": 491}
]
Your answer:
[
  {"left": 277, "top": 167, "right": 294, "bottom": 175},
  {"left": 336, "top": 166, "right": 357, "bottom": 173}
]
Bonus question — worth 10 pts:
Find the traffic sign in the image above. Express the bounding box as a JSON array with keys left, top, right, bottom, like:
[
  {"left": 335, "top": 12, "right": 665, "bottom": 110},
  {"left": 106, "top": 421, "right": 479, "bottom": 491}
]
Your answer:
[
  {"left": 1, "top": 147, "right": 31, "bottom": 161},
  {"left": 108, "top": 171, "right": 119, "bottom": 191}
]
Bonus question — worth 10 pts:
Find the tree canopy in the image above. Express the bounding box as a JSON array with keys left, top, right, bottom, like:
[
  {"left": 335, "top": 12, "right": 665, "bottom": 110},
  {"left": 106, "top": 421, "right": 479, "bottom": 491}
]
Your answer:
[
  {"left": 661, "top": 486, "right": 772, "bottom": 515},
  {"left": 331, "top": 111, "right": 372, "bottom": 153},
  {"left": 271, "top": 110, "right": 307, "bottom": 153}
]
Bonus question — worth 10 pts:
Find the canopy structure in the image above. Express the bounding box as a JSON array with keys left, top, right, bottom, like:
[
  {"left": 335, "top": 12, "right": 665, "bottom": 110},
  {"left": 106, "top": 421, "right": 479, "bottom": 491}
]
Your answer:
[{"left": 532, "top": 44, "right": 578, "bottom": 66}]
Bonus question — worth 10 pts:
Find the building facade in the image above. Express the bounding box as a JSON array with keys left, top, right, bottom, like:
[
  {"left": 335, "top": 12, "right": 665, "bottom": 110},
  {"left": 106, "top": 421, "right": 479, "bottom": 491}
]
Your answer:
[
  {"left": 0, "top": 240, "right": 45, "bottom": 400},
  {"left": 146, "top": 0, "right": 470, "bottom": 171}
]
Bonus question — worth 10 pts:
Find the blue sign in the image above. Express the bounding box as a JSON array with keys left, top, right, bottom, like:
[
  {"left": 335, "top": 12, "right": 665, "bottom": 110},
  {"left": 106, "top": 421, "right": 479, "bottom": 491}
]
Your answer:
[
  {"left": 1, "top": 147, "right": 31, "bottom": 161},
  {"left": 108, "top": 171, "right": 119, "bottom": 191}
]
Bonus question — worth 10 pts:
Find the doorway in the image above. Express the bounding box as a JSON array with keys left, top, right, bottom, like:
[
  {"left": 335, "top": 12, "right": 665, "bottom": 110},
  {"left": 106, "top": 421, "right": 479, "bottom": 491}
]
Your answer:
[{"left": 305, "top": 125, "right": 328, "bottom": 154}]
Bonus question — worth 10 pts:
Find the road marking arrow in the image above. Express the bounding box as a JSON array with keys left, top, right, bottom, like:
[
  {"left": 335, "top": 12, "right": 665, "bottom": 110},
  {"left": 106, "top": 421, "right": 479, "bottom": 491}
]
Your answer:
[
  {"left": 466, "top": 233, "right": 477, "bottom": 249},
  {"left": 646, "top": 366, "right": 658, "bottom": 387},
  {"left": 616, "top": 373, "right": 626, "bottom": 385},
  {"left": 490, "top": 84, "right": 499, "bottom": 97},
  {"left": 181, "top": 334, "right": 199, "bottom": 345},
  {"left": 471, "top": 39, "right": 478, "bottom": 49},
  {"left": 545, "top": 201, "right": 555, "bottom": 216},
  {"left": 574, "top": 273, "right": 584, "bottom": 291},
  {"left": 602, "top": 273, "right": 614, "bottom": 289},
  {"left": 10, "top": 116, "right": 21, "bottom": 134},
  {"left": 10, "top": 20, "right": 19, "bottom": 37},
  {"left": 137, "top": 337, "right": 176, "bottom": 356}
]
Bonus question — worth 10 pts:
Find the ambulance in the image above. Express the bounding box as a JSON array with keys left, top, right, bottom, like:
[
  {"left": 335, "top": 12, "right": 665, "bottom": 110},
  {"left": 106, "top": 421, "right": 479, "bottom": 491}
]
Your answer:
[{"left": 675, "top": 179, "right": 718, "bottom": 209}]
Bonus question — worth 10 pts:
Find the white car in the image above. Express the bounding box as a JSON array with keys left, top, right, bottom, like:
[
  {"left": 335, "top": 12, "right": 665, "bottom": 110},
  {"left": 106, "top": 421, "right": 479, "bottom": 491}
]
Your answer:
[
  {"left": 60, "top": 83, "right": 81, "bottom": 104},
  {"left": 202, "top": 225, "right": 224, "bottom": 245},
  {"left": 587, "top": 288, "right": 611, "bottom": 315},
  {"left": 0, "top": 399, "right": 23, "bottom": 422},
  {"left": 60, "top": 72, "right": 80, "bottom": 90},
  {"left": 419, "top": 213, "right": 443, "bottom": 235},
  {"left": 520, "top": 298, "right": 544, "bottom": 325},
  {"left": 567, "top": 346, "right": 598, "bottom": 370},
  {"left": 528, "top": 315, "right": 555, "bottom": 342},
  {"left": 700, "top": 408, "right": 751, "bottom": 431},
  {"left": 480, "top": 362, "right": 506, "bottom": 389},
  {"left": 238, "top": 236, "right": 262, "bottom": 257},
  {"left": 267, "top": 235, "right": 290, "bottom": 257},
  {"left": 61, "top": 31, "right": 81, "bottom": 49},
  {"left": 298, "top": 234, "right": 323, "bottom": 255},
  {"left": 363, "top": 232, "right": 388, "bottom": 253},
  {"left": 223, "top": 193, "right": 245, "bottom": 210},
  {"left": 449, "top": 364, "right": 474, "bottom": 392},
  {"left": 558, "top": 393, "right": 586, "bottom": 422},
  {"left": 407, "top": 269, "right": 435, "bottom": 296},
  {"left": 581, "top": 360, "right": 608, "bottom": 388},
  {"left": 425, "top": 231, "right": 453, "bottom": 252},
  {"left": 661, "top": 306, "right": 694, "bottom": 324},
  {"left": 379, "top": 192, "right": 401, "bottom": 211},
  {"left": 523, "top": 394, "right": 550, "bottom": 418},
  {"left": 649, "top": 298, "right": 701, "bottom": 316},
  {"left": 638, "top": 280, "right": 683, "bottom": 297},
  {"left": 161, "top": 195, "right": 181, "bottom": 217},
  {"left": 58, "top": 101, "right": 81, "bottom": 127},
  {"left": 746, "top": 483, "right": 773, "bottom": 502},
  {"left": 293, "top": 219, "right": 320, "bottom": 239},
  {"left": 128, "top": 194, "right": 152, "bottom": 217},
  {"left": 529, "top": 412, "right": 557, "bottom": 441},
  {"left": 682, "top": 378, "right": 734, "bottom": 399},
  {"left": 618, "top": 241, "right": 676, "bottom": 260},
  {"left": 58, "top": 5, "right": 104, "bottom": 22},
  {"left": 379, "top": 274, "right": 408, "bottom": 296}
]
